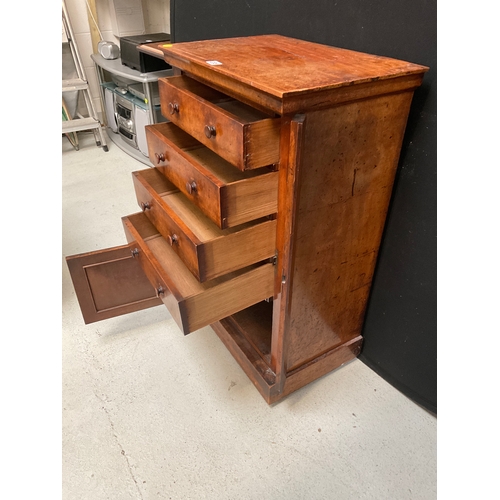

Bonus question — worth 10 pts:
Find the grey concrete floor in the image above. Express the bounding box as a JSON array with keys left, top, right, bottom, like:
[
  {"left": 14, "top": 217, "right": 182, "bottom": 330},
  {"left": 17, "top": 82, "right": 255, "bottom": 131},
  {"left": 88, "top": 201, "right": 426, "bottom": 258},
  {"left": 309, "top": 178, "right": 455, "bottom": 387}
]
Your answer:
[{"left": 62, "top": 131, "right": 437, "bottom": 500}]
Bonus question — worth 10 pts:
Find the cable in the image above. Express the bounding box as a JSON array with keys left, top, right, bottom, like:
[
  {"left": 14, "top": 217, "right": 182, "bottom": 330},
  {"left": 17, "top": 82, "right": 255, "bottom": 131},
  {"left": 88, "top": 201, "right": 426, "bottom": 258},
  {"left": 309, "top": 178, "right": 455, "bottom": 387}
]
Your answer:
[{"left": 85, "top": 0, "right": 103, "bottom": 41}]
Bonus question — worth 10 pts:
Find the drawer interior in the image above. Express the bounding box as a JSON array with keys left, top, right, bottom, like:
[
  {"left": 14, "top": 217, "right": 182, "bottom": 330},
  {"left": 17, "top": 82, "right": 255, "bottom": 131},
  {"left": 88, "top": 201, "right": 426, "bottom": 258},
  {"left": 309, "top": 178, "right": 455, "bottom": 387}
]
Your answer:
[
  {"left": 124, "top": 212, "right": 275, "bottom": 333},
  {"left": 160, "top": 191, "right": 263, "bottom": 242},
  {"left": 164, "top": 75, "right": 277, "bottom": 122},
  {"left": 127, "top": 212, "right": 272, "bottom": 298},
  {"left": 159, "top": 75, "right": 281, "bottom": 170},
  {"left": 227, "top": 300, "right": 273, "bottom": 366},
  {"left": 185, "top": 142, "right": 274, "bottom": 184},
  {"left": 148, "top": 121, "right": 275, "bottom": 183},
  {"left": 138, "top": 167, "right": 266, "bottom": 241}
]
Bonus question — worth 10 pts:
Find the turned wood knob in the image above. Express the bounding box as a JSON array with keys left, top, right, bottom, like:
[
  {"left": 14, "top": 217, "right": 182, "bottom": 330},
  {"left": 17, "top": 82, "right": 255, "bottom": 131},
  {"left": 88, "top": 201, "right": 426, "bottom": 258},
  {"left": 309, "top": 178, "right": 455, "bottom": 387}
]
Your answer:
[
  {"left": 186, "top": 180, "right": 197, "bottom": 194},
  {"left": 168, "top": 102, "right": 179, "bottom": 115},
  {"left": 204, "top": 125, "right": 216, "bottom": 138},
  {"left": 168, "top": 234, "right": 179, "bottom": 246},
  {"left": 156, "top": 286, "right": 165, "bottom": 297},
  {"left": 155, "top": 152, "right": 166, "bottom": 163},
  {"left": 141, "top": 201, "right": 151, "bottom": 211}
]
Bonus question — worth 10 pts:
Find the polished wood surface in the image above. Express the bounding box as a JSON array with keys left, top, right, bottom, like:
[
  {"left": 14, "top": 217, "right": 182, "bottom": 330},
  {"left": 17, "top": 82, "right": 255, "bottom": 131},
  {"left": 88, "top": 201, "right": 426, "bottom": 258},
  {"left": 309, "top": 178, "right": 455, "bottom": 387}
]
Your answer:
[
  {"left": 279, "top": 337, "right": 362, "bottom": 401},
  {"left": 147, "top": 35, "right": 428, "bottom": 114},
  {"left": 145, "top": 122, "right": 279, "bottom": 228},
  {"left": 67, "top": 35, "right": 429, "bottom": 403},
  {"left": 212, "top": 320, "right": 362, "bottom": 404},
  {"left": 271, "top": 115, "right": 305, "bottom": 384},
  {"left": 284, "top": 92, "right": 414, "bottom": 371},
  {"left": 211, "top": 317, "right": 277, "bottom": 401},
  {"left": 228, "top": 300, "right": 274, "bottom": 365},
  {"left": 122, "top": 212, "right": 275, "bottom": 334},
  {"left": 159, "top": 75, "right": 281, "bottom": 169},
  {"left": 132, "top": 168, "right": 277, "bottom": 282},
  {"left": 66, "top": 244, "right": 162, "bottom": 324}
]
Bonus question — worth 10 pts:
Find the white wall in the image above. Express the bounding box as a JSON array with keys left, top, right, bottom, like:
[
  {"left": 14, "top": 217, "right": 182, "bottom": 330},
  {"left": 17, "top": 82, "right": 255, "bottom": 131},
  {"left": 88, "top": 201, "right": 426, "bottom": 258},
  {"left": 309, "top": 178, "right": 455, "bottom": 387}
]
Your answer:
[{"left": 63, "top": 0, "right": 170, "bottom": 116}]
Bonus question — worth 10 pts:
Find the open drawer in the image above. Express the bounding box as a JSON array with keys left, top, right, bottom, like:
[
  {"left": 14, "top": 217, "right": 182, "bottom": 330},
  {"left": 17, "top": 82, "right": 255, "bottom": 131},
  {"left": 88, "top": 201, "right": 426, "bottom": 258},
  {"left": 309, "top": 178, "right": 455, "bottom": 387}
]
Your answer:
[
  {"left": 132, "top": 168, "right": 277, "bottom": 282},
  {"left": 158, "top": 75, "right": 281, "bottom": 170},
  {"left": 122, "top": 212, "right": 275, "bottom": 335},
  {"left": 146, "top": 122, "right": 279, "bottom": 228}
]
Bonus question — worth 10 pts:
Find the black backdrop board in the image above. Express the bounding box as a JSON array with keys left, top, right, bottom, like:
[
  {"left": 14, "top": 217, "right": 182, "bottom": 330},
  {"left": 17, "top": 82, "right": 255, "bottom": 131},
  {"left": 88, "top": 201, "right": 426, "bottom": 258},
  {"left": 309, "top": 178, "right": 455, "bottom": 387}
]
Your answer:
[{"left": 170, "top": 0, "right": 437, "bottom": 413}]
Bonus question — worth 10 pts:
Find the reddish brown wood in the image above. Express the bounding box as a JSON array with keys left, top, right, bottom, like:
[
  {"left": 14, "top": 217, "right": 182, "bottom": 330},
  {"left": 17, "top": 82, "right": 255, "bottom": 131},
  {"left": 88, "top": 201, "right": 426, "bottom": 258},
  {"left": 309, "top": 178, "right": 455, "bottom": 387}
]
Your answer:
[
  {"left": 278, "top": 336, "right": 363, "bottom": 401},
  {"left": 212, "top": 314, "right": 361, "bottom": 404},
  {"left": 66, "top": 245, "right": 162, "bottom": 324},
  {"left": 284, "top": 92, "right": 414, "bottom": 372},
  {"left": 67, "top": 35, "right": 429, "bottom": 403},
  {"left": 211, "top": 317, "right": 277, "bottom": 402},
  {"left": 122, "top": 212, "right": 275, "bottom": 335},
  {"left": 158, "top": 75, "right": 281, "bottom": 170},
  {"left": 228, "top": 300, "right": 274, "bottom": 366},
  {"left": 145, "top": 122, "right": 279, "bottom": 228},
  {"left": 132, "top": 168, "right": 277, "bottom": 282},
  {"left": 271, "top": 115, "right": 306, "bottom": 386},
  {"left": 149, "top": 35, "right": 428, "bottom": 114}
]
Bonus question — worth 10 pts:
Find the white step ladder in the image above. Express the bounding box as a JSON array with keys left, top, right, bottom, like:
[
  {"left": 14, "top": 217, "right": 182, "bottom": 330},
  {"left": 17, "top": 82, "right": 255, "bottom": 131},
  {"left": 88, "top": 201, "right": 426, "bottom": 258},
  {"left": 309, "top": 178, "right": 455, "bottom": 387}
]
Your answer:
[{"left": 62, "top": 0, "right": 108, "bottom": 152}]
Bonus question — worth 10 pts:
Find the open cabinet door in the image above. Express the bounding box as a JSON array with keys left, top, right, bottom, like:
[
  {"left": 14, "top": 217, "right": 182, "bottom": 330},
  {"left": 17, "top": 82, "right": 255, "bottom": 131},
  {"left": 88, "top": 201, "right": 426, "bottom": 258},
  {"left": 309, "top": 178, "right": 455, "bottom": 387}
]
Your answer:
[{"left": 66, "top": 243, "right": 163, "bottom": 324}]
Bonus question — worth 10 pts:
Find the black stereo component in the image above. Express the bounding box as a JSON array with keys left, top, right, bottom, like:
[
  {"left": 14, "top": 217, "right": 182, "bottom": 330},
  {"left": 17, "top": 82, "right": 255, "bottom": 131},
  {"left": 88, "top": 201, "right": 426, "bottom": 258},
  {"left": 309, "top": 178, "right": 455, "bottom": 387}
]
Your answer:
[{"left": 120, "top": 33, "right": 171, "bottom": 73}]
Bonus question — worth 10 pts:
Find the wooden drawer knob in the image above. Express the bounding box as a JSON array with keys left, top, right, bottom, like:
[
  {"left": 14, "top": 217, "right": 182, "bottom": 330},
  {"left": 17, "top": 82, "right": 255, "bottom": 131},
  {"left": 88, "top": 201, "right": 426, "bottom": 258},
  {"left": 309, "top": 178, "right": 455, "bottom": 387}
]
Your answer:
[
  {"left": 204, "top": 125, "right": 216, "bottom": 138},
  {"left": 155, "top": 152, "right": 166, "bottom": 163},
  {"left": 168, "top": 102, "right": 179, "bottom": 115},
  {"left": 140, "top": 201, "right": 151, "bottom": 211},
  {"left": 186, "top": 180, "right": 197, "bottom": 194},
  {"left": 168, "top": 234, "right": 179, "bottom": 246}
]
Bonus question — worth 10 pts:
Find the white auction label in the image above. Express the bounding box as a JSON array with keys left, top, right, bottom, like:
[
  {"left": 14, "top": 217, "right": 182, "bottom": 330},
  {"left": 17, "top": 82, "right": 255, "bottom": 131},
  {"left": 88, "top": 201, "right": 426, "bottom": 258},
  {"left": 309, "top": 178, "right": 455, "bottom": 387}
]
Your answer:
[{"left": 206, "top": 60, "right": 223, "bottom": 66}]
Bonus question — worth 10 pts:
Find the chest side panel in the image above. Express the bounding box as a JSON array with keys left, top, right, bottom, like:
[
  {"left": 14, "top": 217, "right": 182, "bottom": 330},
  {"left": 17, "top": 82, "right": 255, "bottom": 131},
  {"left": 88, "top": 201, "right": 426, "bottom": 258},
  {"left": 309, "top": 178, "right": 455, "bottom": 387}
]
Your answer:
[{"left": 285, "top": 91, "right": 414, "bottom": 371}]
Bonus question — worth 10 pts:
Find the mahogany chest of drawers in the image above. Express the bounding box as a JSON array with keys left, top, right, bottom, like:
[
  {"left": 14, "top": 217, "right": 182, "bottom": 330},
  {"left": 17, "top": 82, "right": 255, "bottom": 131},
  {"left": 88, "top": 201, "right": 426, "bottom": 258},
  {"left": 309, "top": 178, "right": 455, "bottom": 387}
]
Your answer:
[{"left": 66, "top": 35, "right": 428, "bottom": 404}]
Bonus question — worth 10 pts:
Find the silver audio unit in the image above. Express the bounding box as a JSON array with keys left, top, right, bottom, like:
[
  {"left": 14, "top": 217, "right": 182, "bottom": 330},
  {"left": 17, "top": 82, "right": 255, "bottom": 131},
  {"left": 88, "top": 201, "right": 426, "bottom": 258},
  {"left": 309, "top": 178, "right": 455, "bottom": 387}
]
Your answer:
[
  {"left": 110, "top": 92, "right": 151, "bottom": 156},
  {"left": 127, "top": 82, "right": 160, "bottom": 106},
  {"left": 115, "top": 94, "right": 137, "bottom": 148}
]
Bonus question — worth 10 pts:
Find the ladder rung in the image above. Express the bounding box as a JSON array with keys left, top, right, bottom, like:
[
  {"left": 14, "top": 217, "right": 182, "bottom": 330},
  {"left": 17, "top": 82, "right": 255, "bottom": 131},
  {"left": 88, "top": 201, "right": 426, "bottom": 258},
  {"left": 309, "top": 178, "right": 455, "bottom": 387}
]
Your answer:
[
  {"left": 62, "top": 117, "right": 101, "bottom": 134},
  {"left": 62, "top": 79, "right": 89, "bottom": 92}
]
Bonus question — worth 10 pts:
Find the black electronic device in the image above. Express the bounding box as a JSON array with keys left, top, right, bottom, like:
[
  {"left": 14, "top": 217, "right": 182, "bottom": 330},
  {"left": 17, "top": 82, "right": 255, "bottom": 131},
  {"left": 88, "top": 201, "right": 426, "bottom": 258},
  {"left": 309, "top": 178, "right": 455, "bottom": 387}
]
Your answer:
[{"left": 120, "top": 33, "right": 171, "bottom": 72}]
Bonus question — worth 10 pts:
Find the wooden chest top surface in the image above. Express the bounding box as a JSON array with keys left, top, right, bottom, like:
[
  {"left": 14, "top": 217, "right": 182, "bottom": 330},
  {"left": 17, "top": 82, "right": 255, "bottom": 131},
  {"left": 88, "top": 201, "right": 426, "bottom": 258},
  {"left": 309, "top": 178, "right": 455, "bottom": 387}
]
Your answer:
[{"left": 143, "top": 34, "right": 428, "bottom": 99}]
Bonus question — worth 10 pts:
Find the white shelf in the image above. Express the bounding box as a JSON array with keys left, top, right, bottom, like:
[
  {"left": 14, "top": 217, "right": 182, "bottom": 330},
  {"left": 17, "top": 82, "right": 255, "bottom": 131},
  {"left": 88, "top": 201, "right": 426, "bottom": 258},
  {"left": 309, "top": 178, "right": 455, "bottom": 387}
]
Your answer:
[{"left": 91, "top": 54, "right": 173, "bottom": 83}]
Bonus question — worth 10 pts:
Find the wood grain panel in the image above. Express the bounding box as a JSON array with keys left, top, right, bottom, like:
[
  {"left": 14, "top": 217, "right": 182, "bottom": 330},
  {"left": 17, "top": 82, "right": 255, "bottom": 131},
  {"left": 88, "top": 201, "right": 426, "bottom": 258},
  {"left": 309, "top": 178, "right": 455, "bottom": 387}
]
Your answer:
[
  {"left": 122, "top": 212, "right": 275, "bottom": 334},
  {"left": 66, "top": 244, "right": 162, "bottom": 324},
  {"left": 148, "top": 35, "right": 428, "bottom": 114},
  {"left": 211, "top": 318, "right": 277, "bottom": 402},
  {"left": 271, "top": 115, "right": 305, "bottom": 380},
  {"left": 228, "top": 300, "right": 273, "bottom": 365},
  {"left": 132, "top": 168, "right": 277, "bottom": 282},
  {"left": 224, "top": 173, "right": 278, "bottom": 227},
  {"left": 159, "top": 75, "right": 280, "bottom": 170},
  {"left": 146, "top": 122, "right": 279, "bottom": 228},
  {"left": 285, "top": 91, "right": 415, "bottom": 371},
  {"left": 279, "top": 337, "right": 363, "bottom": 401}
]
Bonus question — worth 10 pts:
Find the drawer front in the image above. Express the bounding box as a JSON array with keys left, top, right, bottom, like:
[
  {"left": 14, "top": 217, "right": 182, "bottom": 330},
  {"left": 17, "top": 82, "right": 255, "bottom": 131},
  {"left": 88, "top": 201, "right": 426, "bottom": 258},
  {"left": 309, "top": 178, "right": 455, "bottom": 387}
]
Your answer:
[
  {"left": 159, "top": 75, "right": 281, "bottom": 171},
  {"left": 122, "top": 212, "right": 275, "bottom": 335},
  {"left": 132, "top": 169, "right": 201, "bottom": 279},
  {"left": 123, "top": 216, "right": 184, "bottom": 330},
  {"left": 132, "top": 168, "right": 277, "bottom": 282},
  {"left": 146, "top": 122, "right": 225, "bottom": 227},
  {"left": 146, "top": 122, "right": 279, "bottom": 228}
]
